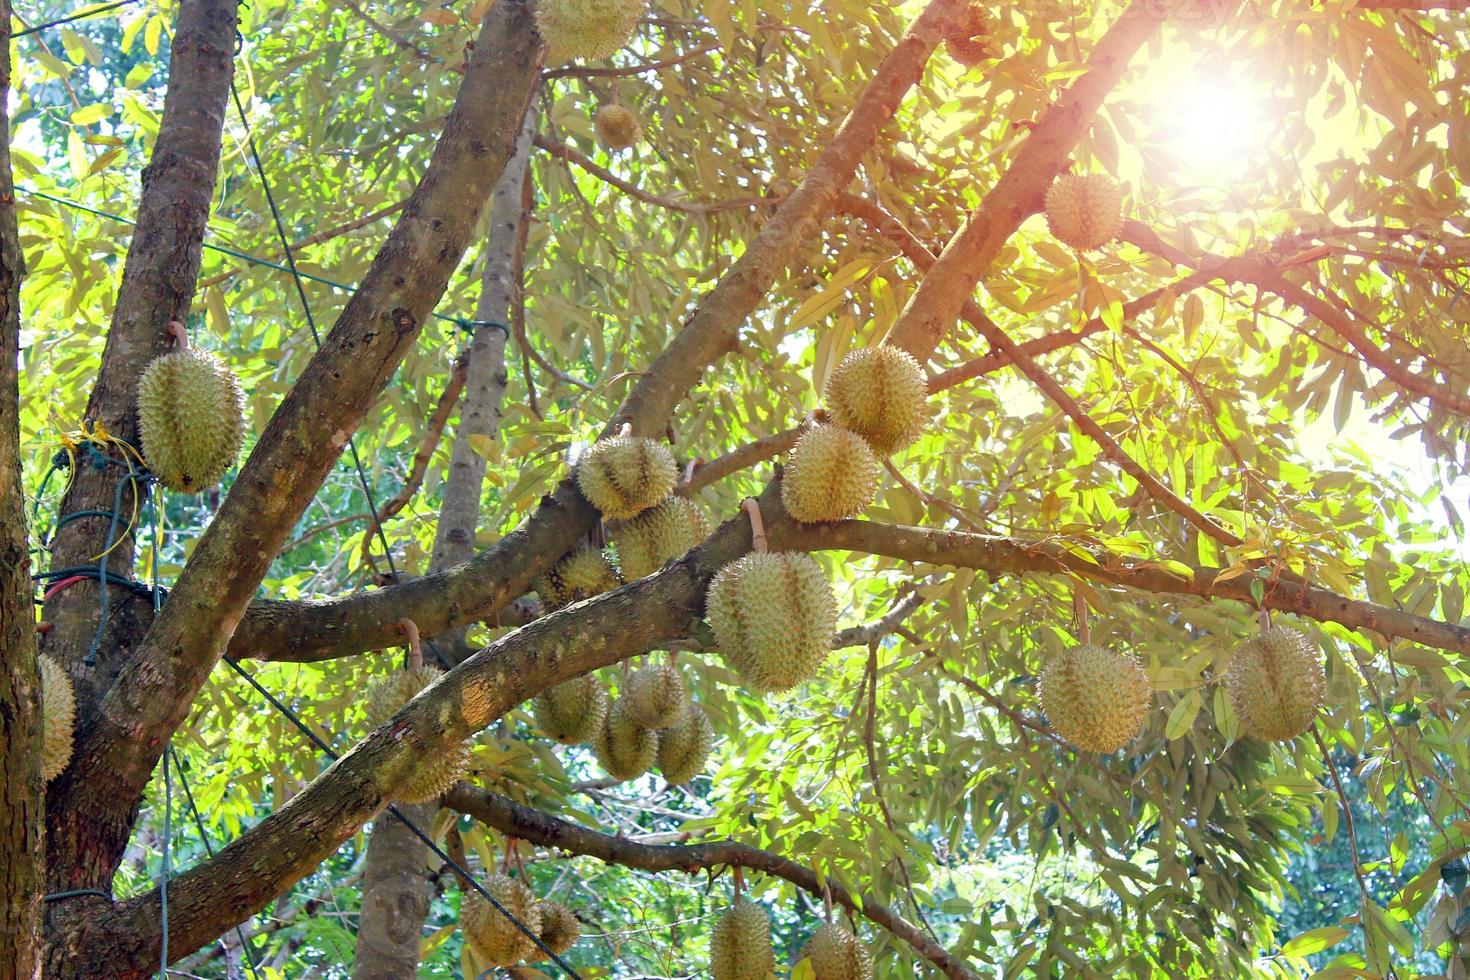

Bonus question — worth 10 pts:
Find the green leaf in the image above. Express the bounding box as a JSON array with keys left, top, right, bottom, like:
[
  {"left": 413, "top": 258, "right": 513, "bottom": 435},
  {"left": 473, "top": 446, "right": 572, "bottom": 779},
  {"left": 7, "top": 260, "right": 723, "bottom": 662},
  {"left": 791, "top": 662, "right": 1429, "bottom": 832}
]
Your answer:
[{"left": 1280, "top": 926, "right": 1349, "bottom": 958}]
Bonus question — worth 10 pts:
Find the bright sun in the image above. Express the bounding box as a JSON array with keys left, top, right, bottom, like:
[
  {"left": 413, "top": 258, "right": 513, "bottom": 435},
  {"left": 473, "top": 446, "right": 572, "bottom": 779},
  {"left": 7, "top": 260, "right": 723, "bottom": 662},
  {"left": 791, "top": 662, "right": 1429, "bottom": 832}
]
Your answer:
[{"left": 1137, "top": 59, "right": 1272, "bottom": 177}]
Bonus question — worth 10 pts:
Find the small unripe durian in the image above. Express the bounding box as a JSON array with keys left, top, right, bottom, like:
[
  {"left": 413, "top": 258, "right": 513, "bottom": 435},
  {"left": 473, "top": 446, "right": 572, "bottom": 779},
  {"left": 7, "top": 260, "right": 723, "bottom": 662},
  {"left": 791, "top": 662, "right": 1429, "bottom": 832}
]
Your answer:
[
  {"left": 536, "top": 546, "right": 621, "bottom": 611},
  {"left": 781, "top": 424, "right": 880, "bottom": 523},
  {"left": 623, "top": 663, "right": 689, "bottom": 730},
  {"left": 824, "top": 346, "right": 928, "bottom": 455},
  {"left": 594, "top": 700, "right": 657, "bottom": 781},
  {"left": 800, "top": 921, "right": 874, "bottom": 980},
  {"left": 943, "top": 1, "right": 994, "bottom": 67},
  {"left": 706, "top": 552, "right": 838, "bottom": 692},
  {"left": 535, "top": 0, "right": 647, "bottom": 65},
  {"left": 363, "top": 665, "right": 470, "bottom": 802},
  {"left": 137, "top": 347, "right": 246, "bottom": 493},
  {"left": 1224, "top": 626, "right": 1325, "bottom": 741},
  {"left": 39, "top": 655, "right": 75, "bottom": 783},
  {"left": 594, "top": 104, "right": 641, "bottom": 150},
  {"left": 657, "top": 703, "right": 714, "bottom": 785},
  {"left": 710, "top": 900, "right": 776, "bottom": 980},
  {"left": 536, "top": 899, "right": 580, "bottom": 958},
  {"left": 461, "top": 875, "right": 544, "bottom": 966},
  {"left": 533, "top": 675, "right": 609, "bottom": 744},
  {"left": 615, "top": 496, "right": 710, "bottom": 581},
  {"left": 576, "top": 435, "right": 678, "bottom": 520},
  {"left": 1044, "top": 173, "right": 1124, "bottom": 251},
  {"left": 1039, "top": 644, "right": 1152, "bottom": 753}
]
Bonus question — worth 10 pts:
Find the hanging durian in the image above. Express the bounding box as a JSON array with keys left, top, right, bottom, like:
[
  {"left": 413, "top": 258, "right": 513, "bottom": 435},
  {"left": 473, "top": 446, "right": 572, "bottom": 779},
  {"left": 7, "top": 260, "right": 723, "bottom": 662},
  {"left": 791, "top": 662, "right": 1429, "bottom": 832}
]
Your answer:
[
  {"left": 533, "top": 675, "right": 608, "bottom": 744},
  {"left": 706, "top": 552, "right": 838, "bottom": 692},
  {"left": 535, "top": 0, "right": 647, "bottom": 65},
  {"left": 593, "top": 699, "right": 657, "bottom": 781},
  {"left": 623, "top": 663, "right": 689, "bottom": 730},
  {"left": 1044, "top": 173, "right": 1124, "bottom": 251},
  {"left": 536, "top": 545, "right": 622, "bottom": 610},
  {"left": 799, "top": 921, "right": 874, "bottom": 980},
  {"left": 363, "top": 665, "right": 470, "bottom": 802},
  {"left": 1039, "top": 644, "right": 1152, "bottom": 753},
  {"left": 780, "top": 424, "right": 880, "bottom": 523},
  {"left": 137, "top": 347, "right": 246, "bottom": 493},
  {"left": 39, "top": 655, "right": 74, "bottom": 783},
  {"left": 710, "top": 899, "right": 777, "bottom": 980},
  {"left": 461, "top": 875, "right": 544, "bottom": 966},
  {"left": 1224, "top": 626, "right": 1325, "bottom": 741},
  {"left": 824, "top": 346, "right": 928, "bottom": 455},
  {"left": 576, "top": 434, "right": 678, "bottom": 520},
  {"left": 594, "top": 104, "right": 641, "bottom": 150},
  {"left": 942, "top": 1, "right": 995, "bottom": 67},
  {"left": 535, "top": 899, "right": 581, "bottom": 958},
  {"left": 614, "top": 496, "right": 710, "bottom": 581},
  {"left": 657, "top": 703, "right": 714, "bottom": 785}
]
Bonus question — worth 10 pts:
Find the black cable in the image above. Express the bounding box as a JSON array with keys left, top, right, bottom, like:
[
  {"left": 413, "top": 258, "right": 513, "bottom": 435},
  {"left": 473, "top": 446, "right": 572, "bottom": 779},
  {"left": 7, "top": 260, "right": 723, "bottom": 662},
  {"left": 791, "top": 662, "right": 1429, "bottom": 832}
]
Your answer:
[
  {"left": 13, "top": 0, "right": 137, "bottom": 38},
  {"left": 43, "top": 889, "right": 112, "bottom": 902}
]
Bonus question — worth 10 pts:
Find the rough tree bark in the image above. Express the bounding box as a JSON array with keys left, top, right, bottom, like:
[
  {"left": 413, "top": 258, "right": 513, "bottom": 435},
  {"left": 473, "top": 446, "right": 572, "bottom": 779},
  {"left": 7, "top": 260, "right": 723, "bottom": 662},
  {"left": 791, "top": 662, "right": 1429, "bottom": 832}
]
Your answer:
[
  {"left": 352, "top": 111, "right": 535, "bottom": 980},
  {"left": 39, "top": 0, "right": 242, "bottom": 895},
  {"left": 0, "top": 0, "right": 44, "bottom": 972}
]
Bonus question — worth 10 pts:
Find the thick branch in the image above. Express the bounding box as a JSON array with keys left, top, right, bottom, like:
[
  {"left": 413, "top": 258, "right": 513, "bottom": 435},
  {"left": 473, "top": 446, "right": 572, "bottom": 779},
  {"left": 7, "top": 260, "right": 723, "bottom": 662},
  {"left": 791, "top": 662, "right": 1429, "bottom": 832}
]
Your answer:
[{"left": 442, "top": 786, "right": 980, "bottom": 980}]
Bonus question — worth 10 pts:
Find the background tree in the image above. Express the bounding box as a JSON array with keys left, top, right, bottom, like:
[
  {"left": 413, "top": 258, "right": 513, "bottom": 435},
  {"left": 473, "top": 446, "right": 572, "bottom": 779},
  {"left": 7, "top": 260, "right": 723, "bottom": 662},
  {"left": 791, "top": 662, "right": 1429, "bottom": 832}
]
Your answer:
[{"left": 4, "top": 0, "right": 1470, "bottom": 976}]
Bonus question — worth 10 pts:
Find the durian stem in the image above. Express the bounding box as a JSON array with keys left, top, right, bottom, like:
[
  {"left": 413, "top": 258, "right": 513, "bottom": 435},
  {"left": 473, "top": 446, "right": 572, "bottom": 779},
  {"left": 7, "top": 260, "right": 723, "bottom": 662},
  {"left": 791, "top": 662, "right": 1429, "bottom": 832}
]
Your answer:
[
  {"left": 166, "top": 318, "right": 189, "bottom": 350},
  {"left": 617, "top": 422, "right": 632, "bottom": 437},
  {"left": 1258, "top": 607, "right": 1272, "bottom": 631},
  {"left": 742, "top": 498, "right": 768, "bottom": 554},
  {"left": 681, "top": 458, "right": 698, "bottom": 485},
  {"left": 396, "top": 618, "right": 423, "bottom": 670},
  {"left": 822, "top": 881, "right": 833, "bottom": 923},
  {"left": 1073, "top": 589, "right": 1090, "bottom": 645},
  {"left": 732, "top": 865, "right": 745, "bottom": 902}
]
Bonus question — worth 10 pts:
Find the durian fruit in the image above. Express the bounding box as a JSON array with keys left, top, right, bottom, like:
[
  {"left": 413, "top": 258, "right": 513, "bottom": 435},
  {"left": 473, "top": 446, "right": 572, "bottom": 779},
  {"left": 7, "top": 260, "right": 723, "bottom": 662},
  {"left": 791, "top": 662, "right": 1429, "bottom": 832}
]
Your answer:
[
  {"left": 594, "top": 104, "right": 641, "bottom": 150},
  {"left": 533, "top": 675, "right": 608, "bottom": 744},
  {"left": 461, "top": 875, "right": 544, "bottom": 966},
  {"left": 39, "top": 655, "right": 75, "bottom": 783},
  {"left": 800, "top": 921, "right": 874, "bottom": 980},
  {"left": 363, "top": 666, "right": 470, "bottom": 802},
  {"left": 535, "top": 0, "right": 648, "bottom": 65},
  {"left": 1039, "top": 644, "right": 1152, "bottom": 753},
  {"left": 1044, "top": 173, "right": 1125, "bottom": 252},
  {"left": 614, "top": 496, "right": 710, "bottom": 581},
  {"left": 824, "top": 346, "right": 928, "bottom": 456},
  {"left": 780, "top": 424, "right": 880, "bottom": 523},
  {"left": 942, "top": 1, "right": 994, "bottom": 67},
  {"left": 575, "top": 434, "right": 678, "bottom": 520},
  {"left": 593, "top": 699, "right": 658, "bottom": 781},
  {"left": 657, "top": 703, "right": 714, "bottom": 785},
  {"left": 710, "top": 900, "right": 776, "bottom": 980},
  {"left": 536, "top": 899, "right": 581, "bottom": 958},
  {"left": 1224, "top": 626, "right": 1325, "bottom": 742},
  {"left": 623, "top": 663, "right": 689, "bottom": 730},
  {"left": 706, "top": 552, "right": 838, "bottom": 692},
  {"left": 136, "top": 347, "right": 246, "bottom": 493},
  {"left": 535, "top": 546, "right": 622, "bottom": 610}
]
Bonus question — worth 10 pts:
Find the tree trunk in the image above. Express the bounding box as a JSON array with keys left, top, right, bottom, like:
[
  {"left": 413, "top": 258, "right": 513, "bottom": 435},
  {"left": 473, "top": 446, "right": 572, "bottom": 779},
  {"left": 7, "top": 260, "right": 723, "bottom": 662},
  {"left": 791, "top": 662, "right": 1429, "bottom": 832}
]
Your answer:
[
  {"left": 0, "top": 0, "right": 44, "bottom": 973},
  {"left": 352, "top": 111, "right": 535, "bottom": 980}
]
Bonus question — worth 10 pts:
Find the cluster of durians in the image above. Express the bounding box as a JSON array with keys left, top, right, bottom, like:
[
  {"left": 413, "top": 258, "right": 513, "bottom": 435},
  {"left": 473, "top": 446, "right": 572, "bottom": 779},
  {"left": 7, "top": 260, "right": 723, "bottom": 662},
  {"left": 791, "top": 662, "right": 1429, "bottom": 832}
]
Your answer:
[
  {"left": 460, "top": 874, "right": 580, "bottom": 968},
  {"left": 1039, "top": 625, "right": 1327, "bottom": 754},
  {"left": 712, "top": 897, "right": 874, "bottom": 980}
]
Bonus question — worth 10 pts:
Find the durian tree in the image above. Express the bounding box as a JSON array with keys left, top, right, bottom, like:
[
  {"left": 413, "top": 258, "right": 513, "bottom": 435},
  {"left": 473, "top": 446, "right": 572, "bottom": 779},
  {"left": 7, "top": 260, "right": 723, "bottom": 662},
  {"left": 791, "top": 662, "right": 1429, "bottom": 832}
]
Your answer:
[{"left": 4, "top": 0, "right": 1470, "bottom": 976}]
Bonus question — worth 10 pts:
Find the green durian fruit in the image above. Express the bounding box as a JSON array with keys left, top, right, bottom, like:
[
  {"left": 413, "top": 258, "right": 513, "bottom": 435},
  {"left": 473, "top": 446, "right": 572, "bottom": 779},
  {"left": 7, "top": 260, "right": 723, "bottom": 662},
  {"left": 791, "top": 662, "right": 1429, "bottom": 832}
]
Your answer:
[
  {"left": 461, "top": 874, "right": 543, "bottom": 966},
  {"left": 575, "top": 435, "right": 677, "bottom": 520},
  {"left": 594, "top": 104, "right": 641, "bottom": 150},
  {"left": 706, "top": 552, "right": 838, "bottom": 692},
  {"left": 137, "top": 347, "right": 246, "bottom": 493},
  {"left": 615, "top": 496, "right": 710, "bottom": 581},
  {"left": 593, "top": 699, "right": 657, "bottom": 781},
  {"left": 657, "top": 703, "right": 714, "bottom": 785},
  {"left": 363, "top": 665, "right": 469, "bottom": 802},
  {"left": 799, "top": 921, "right": 874, "bottom": 980},
  {"left": 533, "top": 675, "right": 608, "bottom": 744},
  {"left": 535, "top": 899, "right": 580, "bottom": 958},
  {"left": 1224, "top": 626, "right": 1325, "bottom": 741},
  {"left": 535, "top": 0, "right": 647, "bottom": 65},
  {"left": 824, "top": 345, "right": 928, "bottom": 455},
  {"left": 1045, "top": 172, "right": 1124, "bottom": 251},
  {"left": 623, "top": 663, "right": 688, "bottom": 731},
  {"left": 39, "top": 655, "right": 75, "bottom": 783},
  {"left": 1039, "top": 644, "right": 1152, "bottom": 754},
  {"left": 711, "top": 900, "right": 776, "bottom": 980},
  {"left": 780, "top": 423, "right": 880, "bottom": 523},
  {"left": 535, "top": 546, "right": 621, "bottom": 611}
]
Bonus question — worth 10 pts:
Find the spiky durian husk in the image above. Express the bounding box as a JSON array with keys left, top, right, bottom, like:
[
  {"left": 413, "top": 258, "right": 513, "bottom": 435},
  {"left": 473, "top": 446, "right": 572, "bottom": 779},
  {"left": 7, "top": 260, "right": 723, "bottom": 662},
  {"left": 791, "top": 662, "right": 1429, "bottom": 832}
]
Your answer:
[
  {"left": 462, "top": 875, "right": 544, "bottom": 966},
  {"left": 1039, "top": 644, "right": 1152, "bottom": 753},
  {"left": 575, "top": 435, "right": 677, "bottom": 520},
  {"left": 657, "top": 703, "right": 714, "bottom": 785},
  {"left": 780, "top": 424, "right": 880, "bottom": 523},
  {"left": 711, "top": 900, "right": 776, "bottom": 980},
  {"left": 594, "top": 104, "right": 641, "bottom": 150},
  {"left": 137, "top": 348, "right": 246, "bottom": 493},
  {"left": 615, "top": 496, "right": 710, "bottom": 581},
  {"left": 1044, "top": 173, "right": 1124, "bottom": 251},
  {"left": 536, "top": 546, "right": 622, "bottom": 611},
  {"left": 824, "top": 346, "right": 928, "bottom": 455},
  {"left": 536, "top": 900, "right": 581, "bottom": 958},
  {"left": 593, "top": 700, "right": 657, "bottom": 781},
  {"left": 363, "top": 665, "right": 470, "bottom": 802},
  {"left": 533, "top": 675, "right": 609, "bottom": 744},
  {"left": 39, "top": 655, "right": 75, "bottom": 783},
  {"left": 943, "top": 1, "right": 994, "bottom": 67},
  {"left": 801, "top": 921, "right": 874, "bottom": 980},
  {"left": 535, "top": 0, "right": 647, "bottom": 65},
  {"left": 706, "top": 552, "right": 838, "bottom": 693},
  {"left": 623, "top": 663, "right": 689, "bottom": 731},
  {"left": 1224, "top": 627, "right": 1325, "bottom": 742}
]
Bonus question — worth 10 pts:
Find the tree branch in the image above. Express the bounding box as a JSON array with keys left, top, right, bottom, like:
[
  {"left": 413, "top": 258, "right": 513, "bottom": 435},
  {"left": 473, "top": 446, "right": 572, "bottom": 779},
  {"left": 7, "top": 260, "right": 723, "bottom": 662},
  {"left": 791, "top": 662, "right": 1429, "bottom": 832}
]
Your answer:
[
  {"left": 542, "top": 41, "right": 719, "bottom": 78},
  {"left": 533, "top": 135, "right": 773, "bottom": 214},
  {"left": 198, "top": 199, "right": 408, "bottom": 291}
]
